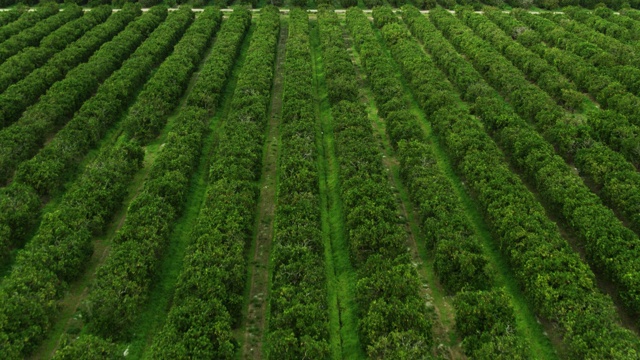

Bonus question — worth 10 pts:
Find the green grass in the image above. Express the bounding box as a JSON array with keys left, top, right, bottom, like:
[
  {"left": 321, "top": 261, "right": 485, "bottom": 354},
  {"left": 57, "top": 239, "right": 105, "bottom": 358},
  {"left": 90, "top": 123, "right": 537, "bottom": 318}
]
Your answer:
[
  {"left": 133, "top": 19, "right": 255, "bottom": 360},
  {"left": 246, "top": 14, "right": 286, "bottom": 359},
  {"left": 310, "top": 19, "right": 367, "bottom": 360},
  {"left": 371, "top": 19, "right": 560, "bottom": 360},
  {"left": 124, "top": 26, "right": 242, "bottom": 358}
]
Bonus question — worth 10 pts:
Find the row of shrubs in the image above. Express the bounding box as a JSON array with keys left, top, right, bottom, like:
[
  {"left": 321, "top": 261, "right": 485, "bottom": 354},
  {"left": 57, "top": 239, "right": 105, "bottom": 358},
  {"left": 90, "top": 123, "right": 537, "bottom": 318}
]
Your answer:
[
  {"left": 488, "top": 11, "right": 640, "bottom": 234},
  {"left": 146, "top": 7, "right": 276, "bottom": 359},
  {"left": 510, "top": 10, "right": 640, "bottom": 127},
  {"left": 0, "top": 4, "right": 79, "bottom": 62},
  {"left": 0, "top": 7, "right": 23, "bottom": 26},
  {"left": 0, "top": 140, "right": 145, "bottom": 359},
  {"left": 546, "top": 10, "right": 640, "bottom": 98},
  {"left": 425, "top": 6, "right": 640, "bottom": 320},
  {"left": 0, "top": 7, "right": 190, "bottom": 359},
  {"left": 375, "top": 6, "right": 640, "bottom": 358},
  {"left": 565, "top": 6, "right": 640, "bottom": 44},
  {"left": 51, "top": 6, "right": 252, "bottom": 358},
  {"left": 0, "top": 3, "right": 58, "bottom": 42},
  {"left": 81, "top": 6, "right": 221, "bottom": 339},
  {"left": 348, "top": 7, "right": 529, "bottom": 358},
  {"left": 317, "top": 6, "right": 434, "bottom": 358},
  {"left": 0, "top": 3, "right": 152, "bottom": 185},
  {"left": 462, "top": 8, "right": 640, "bottom": 170},
  {"left": 266, "top": 8, "right": 330, "bottom": 359},
  {"left": 0, "top": 3, "right": 142, "bottom": 130},
  {"left": 0, "top": 4, "right": 161, "bottom": 267},
  {"left": 0, "top": 5, "right": 112, "bottom": 94},
  {"left": 122, "top": 7, "right": 221, "bottom": 142},
  {"left": 15, "top": 6, "right": 194, "bottom": 197}
]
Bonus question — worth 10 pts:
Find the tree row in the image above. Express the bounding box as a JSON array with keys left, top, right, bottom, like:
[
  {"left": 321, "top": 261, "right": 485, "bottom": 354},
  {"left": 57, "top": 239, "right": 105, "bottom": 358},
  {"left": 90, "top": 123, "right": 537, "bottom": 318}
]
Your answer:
[
  {"left": 266, "top": 8, "right": 330, "bottom": 359},
  {"left": 0, "top": 3, "right": 141, "bottom": 130},
  {"left": 147, "top": 7, "right": 278, "bottom": 358},
  {"left": 0, "top": 3, "right": 151, "bottom": 184},
  {"left": 318, "top": 6, "right": 434, "bottom": 358},
  {"left": 76, "top": 6, "right": 221, "bottom": 341},
  {"left": 422, "top": 7, "right": 640, "bottom": 321},
  {"left": 0, "top": 5, "right": 111, "bottom": 94},
  {"left": 375, "top": 6, "right": 640, "bottom": 358},
  {"left": 349, "top": 7, "right": 530, "bottom": 358},
  {"left": 0, "top": 4, "right": 163, "bottom": 268}
]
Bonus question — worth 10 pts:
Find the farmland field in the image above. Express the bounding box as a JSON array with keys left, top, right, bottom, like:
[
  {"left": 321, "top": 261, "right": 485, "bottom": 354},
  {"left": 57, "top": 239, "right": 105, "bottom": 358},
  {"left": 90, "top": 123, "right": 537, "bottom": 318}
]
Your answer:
[{"left": 1, "top": 3, "right": 640, "bottom": 359}]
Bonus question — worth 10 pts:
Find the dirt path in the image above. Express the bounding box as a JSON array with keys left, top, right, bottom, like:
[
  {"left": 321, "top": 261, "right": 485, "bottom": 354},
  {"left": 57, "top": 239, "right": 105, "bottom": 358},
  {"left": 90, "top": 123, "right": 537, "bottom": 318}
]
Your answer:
[
  {"left": 309, "top": 19, "right": 366, "bottom": 359},
  {"left": 239, "top": 16, "right": 287, "bottom": 360}
]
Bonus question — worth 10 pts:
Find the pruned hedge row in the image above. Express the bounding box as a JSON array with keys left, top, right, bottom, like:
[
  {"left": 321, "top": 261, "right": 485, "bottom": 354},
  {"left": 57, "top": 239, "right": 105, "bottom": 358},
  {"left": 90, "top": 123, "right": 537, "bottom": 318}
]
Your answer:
[
  {"left": 318, "top": 6, "right": 433, "bottom": 358},
  {"left": 565, "top": 6, "right": 639, "bottom": 44},
  {"left": 620, "top": 7, "right": 640, "bottom": 20},
  {"left": 615, "top": 7, "right": 640, "bottom": 31},
  {"left": 453, "top": 289, "right": 529, "bottom": 358},
  {"left": 0, "top": 5, "right": 160, "bottom": 185},
  {"left": 348, "top": 7, "right": 527, "bottom": 359},
  {"left": 348, "top": 6, "right": 492, "bottom": 298},
  {"left": 459, "top": 9, "right": 583, "bottom": 112},
  {"left": 422, "top": 6, "right": 640, "bottom": 320},
  {"left": 487, "top": 9, "right": 640, "bottom": 160},
  {"left": 16, "top": 7, "right": 194, "bottom": 197},
  {"left": 81, "top": 7, "right": 222, "bottom": 340},
  {"left": 0, "top": 5, "right": 112, "bottom": 93},
  {"left": 462, "top": 8, "right": 640, "bottom": 169},
  {"left": 0, "top": 4, "right": 81, "bottom": 63},
  {"left": 0, "top": 6, "right": 164, "bottom": 265},
  {"left": 121, "top": 7, "right": 222, "bottom": 143},
  {"left": 543, "top": 11, "right": 639, "bottom": 67},
  {"left": 508, "top": 10, "right": 640, "bottom": 126},
  {"left": 375, "top": 6, "right": 640, "bottom": 359},
  {"left": 0, "top": 183, "right": 39, "bottom": 266},
  {"left": 0, "top": 141, "right": 144, "bottom": 359},
  {"left": 266, "top": 8, "right": 330, "bottom": 359},
  {"left": 52, "top": 334, "right": 120, "bottom": 360},
  {"left": 0, "top": 3, "right": 142, "bottom": 130},
  {"left": 0, "top": 4, "right": 58, "bottom": 43},
  {"left": 147, "top": 7, "right": 276, "bottom": 359},
  {"left": 540, "top": 10, "right": 640, "bottom": 98},
  {"left": 486, "top": 9, "right": 640, "bottom": 259},
  {"left": 0, "top": 8, "right": 23, "bottom": 27},
  {"left": 185, "top": 8, "right": 250, "bottom": 111}
]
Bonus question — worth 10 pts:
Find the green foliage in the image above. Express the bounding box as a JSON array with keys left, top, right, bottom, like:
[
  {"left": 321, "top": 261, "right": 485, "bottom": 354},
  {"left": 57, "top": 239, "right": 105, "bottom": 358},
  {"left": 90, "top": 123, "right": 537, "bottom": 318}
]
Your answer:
[
  {"left": 346, "top": 8, "right": 522, "bottom": 358},
  {"left": 122, "top": 6, "right": 221, "bottom": 143},
  {"left": 454, "top": 290, "right": 529, "bottom": 359},
  {"left": 0, "top": 6, "right": 111, "bottom": 93},
  {"left": 380, "top": 6, "right": 640, "bottom": 358},
  {"left": 0, "top": 8, "right": 24, "bottom": 27},
  {"left": 481, "top": 9, "right": 640, "bottom": 318},
  {"left": 0, "top": 4, "right": 58, "bottom": 43},
  {"left": 0, "top": 4, "right": 155, "bottom": 187},
  {"left": 0, "top": 4, "right": 79, "bottom": 63},
  {"left": 53, "top": 335, "right": 121, "bottom": 360},
  {"left": 0, "top": 142, "right": 143, "bottom": 358},
  {"left": 83, "top": 7, "right": 223, "bottom": 341},
  {"left": 15, "top": 7, "right": 194, "bottom": 197},
  {"left": 430, "top": 7, "right": 640, "bottom": 322},
  {"left": 320, "top": 7, "right": 433, "bottom": 359},
  {"left": 0, "top": 4, "right": 144, "bottom": 131},
  {"left": 0, "top": 183, "right": 40, "bottom": 264},
  {"left": 265, "top": 9, "right": 330, "bottom": 359},
  {"left": 147, "top": 7, "right": 271, "bottom": 358}
]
